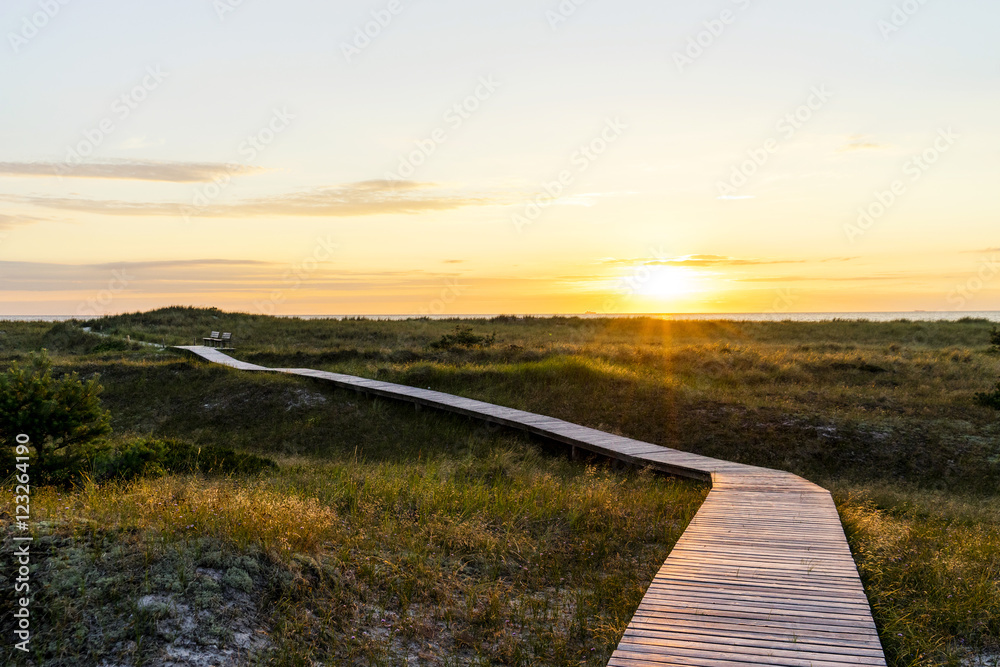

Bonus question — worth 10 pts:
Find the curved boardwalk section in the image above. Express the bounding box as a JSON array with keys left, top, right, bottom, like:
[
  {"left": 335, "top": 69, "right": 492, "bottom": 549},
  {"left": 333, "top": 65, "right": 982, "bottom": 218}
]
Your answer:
[{"left": 176, "top": 346, "right": 886, "bottom": 665}]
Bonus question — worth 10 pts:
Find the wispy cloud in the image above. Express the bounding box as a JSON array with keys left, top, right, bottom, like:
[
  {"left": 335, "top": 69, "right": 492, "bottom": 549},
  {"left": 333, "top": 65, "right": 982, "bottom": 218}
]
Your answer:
[
  {"left": 88, "top": 259, "right": 275, "bottom": 270},
  {"left": 603, "top": 254, "right": 793, "bottom": 268},
  {"left": 119, "top": 136, "right": 167, "bottom": 150},
  {"left": 838, "top": 135, "right": 889, "bottom": 152},
  {"left": 602, "top": 254, "right": 858, "bottom": 268},
  {"left": 0, "top": 259, "right": 466, "bottom": 294},
  {"left": 0, "top": 213, "right": 45, "bottom": 230},
  {"left": 0, "top": 160, "right": 261, "bottom": 183},
  {"left": 5, "top": 180, "right": 501, "bottom": 218},
  {"left": 736, "top": 272, "right": 919, "bottom": 283}
]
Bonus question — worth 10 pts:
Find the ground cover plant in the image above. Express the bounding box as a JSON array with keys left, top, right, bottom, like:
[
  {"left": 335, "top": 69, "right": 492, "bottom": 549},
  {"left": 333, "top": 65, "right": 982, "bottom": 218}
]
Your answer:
[{"left": 2, "top": 308, "right": 999, "bottom": 665}]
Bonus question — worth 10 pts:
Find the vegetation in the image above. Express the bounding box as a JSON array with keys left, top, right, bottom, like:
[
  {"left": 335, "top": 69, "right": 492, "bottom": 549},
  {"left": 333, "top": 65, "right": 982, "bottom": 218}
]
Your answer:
[
  {"left": 0, "top": 350, "right": 111, "bottom": 480},
  {"left": 2, "top": 308, "right": 999, "bottom": 665},
  {"left": 431, "top": 325, "right": 497, "bottom": 350},
  {"left": 89, "top": 437, "right": 278, "bottom": 483},
  {"left": 975, "top": 381, "right": 1000, "bottom": 410}
]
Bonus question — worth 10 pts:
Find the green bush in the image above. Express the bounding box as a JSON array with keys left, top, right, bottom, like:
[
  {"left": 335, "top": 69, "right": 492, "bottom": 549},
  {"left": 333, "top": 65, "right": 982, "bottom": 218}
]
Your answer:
[
  {"left": 430, "top": 325, "right": 497, "bottom": 350},
  {"left": 990, "top": 326, "right": 1000, "bottom": 351},
  {"left": 90, "top": 438, "right": 278, "bottom": 482},
  {"left": 90, "top": 438, "right": 169, "bottom": 481},
  {"left": 159, "top": 439, "right": 278, "bottom": 476},
  {"left": 0, "top": 350, "right": 111, "bottom": 480}
]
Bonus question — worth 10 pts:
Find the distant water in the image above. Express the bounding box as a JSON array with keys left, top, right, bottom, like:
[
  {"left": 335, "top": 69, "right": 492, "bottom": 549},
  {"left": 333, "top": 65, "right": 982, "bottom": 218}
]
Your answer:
[
  {"left": 291, "top": 312, "right": 1000, "bottom": 322},
  {"left": 7, "top": 312, "right": 998, "bottom": 323},
  {"left": 0, "top": 315, "right": 79, "bottom": 322}
]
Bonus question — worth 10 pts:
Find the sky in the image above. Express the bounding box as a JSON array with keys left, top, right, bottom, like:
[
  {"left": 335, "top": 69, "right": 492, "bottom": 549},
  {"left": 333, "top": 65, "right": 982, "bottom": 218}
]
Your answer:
[{"left": 1, "top": 0, "right": 998, "bottom": 316}]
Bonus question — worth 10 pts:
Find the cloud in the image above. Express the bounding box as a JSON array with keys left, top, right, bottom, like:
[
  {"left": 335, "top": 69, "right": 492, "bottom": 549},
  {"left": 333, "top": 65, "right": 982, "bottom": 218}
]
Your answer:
[
  {"left": 660, "top": 255, "right": 804, "bottom": 267},
  {"left": 119, "top": 136, "right": 167, "bottom": 150},
  {"left": 602, "top": 255, "right": 858, "bottom": 269},
  {"left": 5, "top": 180, "right": 500, "bottom": 218},
  {"left": 0, "top": 259, "right": 280, "bottom": 292},
  {"left": 838, "top": 136, "right": 889, "bottom": 152},
  {"left": 88, "top": 259, "right": 275, "bottom": 270},
  {"left": 0, "top": 160, "right": 261, "bottom": 183},
  {"left": 735, "top": 273, "right": 914, "bottom": 283},
  {"left": 604, "top": 254, "right": 801, "bottom": 268},
  {"left": 0, "top": 213, "right": 45, "bottom": 230},
  {"left": 0, "top": 259, "right": 466, "bottom": 295}
]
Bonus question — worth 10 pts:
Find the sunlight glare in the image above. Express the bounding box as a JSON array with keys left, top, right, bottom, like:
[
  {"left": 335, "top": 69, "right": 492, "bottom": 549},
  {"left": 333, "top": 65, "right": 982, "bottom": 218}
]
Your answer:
[{"left": 631, "top": 266, "right": 697, "bottom": 300}]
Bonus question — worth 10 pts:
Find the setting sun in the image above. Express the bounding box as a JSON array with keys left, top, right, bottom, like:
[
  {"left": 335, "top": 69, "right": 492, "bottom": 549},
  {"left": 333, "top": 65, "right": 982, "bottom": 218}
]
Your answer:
[{"left": 631, "top": 265, "right": 698, "bottom": 300}]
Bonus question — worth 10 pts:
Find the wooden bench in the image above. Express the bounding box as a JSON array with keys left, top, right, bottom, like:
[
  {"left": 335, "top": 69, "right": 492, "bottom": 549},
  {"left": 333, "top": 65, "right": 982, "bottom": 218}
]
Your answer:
[{"left": 202, "top": 332, "right": 233, "bottom": 349}]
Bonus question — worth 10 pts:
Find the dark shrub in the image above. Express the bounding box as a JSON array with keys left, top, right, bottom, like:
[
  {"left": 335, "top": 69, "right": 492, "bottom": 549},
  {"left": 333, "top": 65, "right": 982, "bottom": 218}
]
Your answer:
[
  {"left": 91, "top": 438, "right": 278, "bottom": 482},
  {"left": 430, "top": 325, "right": 496, "bottom": 350},
  {"left": 974, "top": 382, "right": 1000, "bottom": 410}
]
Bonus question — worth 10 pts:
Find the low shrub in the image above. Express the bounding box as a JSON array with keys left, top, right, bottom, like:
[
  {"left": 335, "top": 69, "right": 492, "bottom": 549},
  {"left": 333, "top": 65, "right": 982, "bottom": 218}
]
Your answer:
[
  {"left": 974, "top": 381, "right": 1000, "bottom": 410},
  {"left": 430, "top": 325, "right": 497, "bottom": 350},
  {"left": 90, "top": 437, "right": 278, "bottom": 482}
]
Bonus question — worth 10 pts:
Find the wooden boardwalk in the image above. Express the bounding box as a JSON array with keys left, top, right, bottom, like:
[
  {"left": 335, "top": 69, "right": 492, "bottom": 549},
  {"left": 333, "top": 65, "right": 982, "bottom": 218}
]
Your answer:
[{"left": 175, "top": 345, "right": 886, "bottom": 665}]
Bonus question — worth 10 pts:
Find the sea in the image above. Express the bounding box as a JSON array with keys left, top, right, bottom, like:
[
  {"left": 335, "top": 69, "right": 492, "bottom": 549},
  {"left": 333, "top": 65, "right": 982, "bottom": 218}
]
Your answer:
[{"left": 4, "top": 312, "right": 1000, "bottom": 323}]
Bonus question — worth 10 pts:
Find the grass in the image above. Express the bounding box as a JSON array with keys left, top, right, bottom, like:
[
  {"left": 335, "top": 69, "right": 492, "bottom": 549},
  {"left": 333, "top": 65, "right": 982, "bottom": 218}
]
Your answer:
[
  {"left": 3, "top": 307, "right": 1000, "bottom": 665},
  {"left": 0, "top": 318, "right": 707, "bottom": 666},
  {"left": 17, "top": 459, "right": 701, "bottom": 665},
  {"left": 834, "top": 484, "right": 1000, "bottom": 666}
]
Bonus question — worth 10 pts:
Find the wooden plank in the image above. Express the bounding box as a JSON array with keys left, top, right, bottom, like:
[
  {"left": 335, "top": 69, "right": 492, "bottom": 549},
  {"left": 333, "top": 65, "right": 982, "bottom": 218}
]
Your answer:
[
  {"left": 625, "top": 618, "right": 886, "bottom": 648},
  {"left": 172, "top": 346, "right": 887, "bottom": 665}
]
